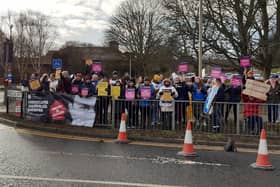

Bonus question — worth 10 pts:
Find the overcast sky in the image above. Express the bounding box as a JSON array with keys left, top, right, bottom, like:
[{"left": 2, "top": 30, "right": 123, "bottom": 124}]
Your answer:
[{"left": 0, "top": 0, "right": 124, "bottom": 47}]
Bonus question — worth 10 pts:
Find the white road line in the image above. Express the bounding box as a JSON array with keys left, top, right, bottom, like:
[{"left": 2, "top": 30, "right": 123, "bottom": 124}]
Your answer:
[
  {"left": 37, "top": 151, "right": 229, "bottom": 167},
  {"left": 0, "top": 174, "right": 183, "bottom": 187}
]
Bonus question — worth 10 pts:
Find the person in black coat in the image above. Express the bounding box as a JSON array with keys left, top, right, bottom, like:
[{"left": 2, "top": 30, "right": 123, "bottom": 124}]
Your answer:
[
  {"left": 212, "top": 78, "right": 225, "bottom": 133},
  {"left": 224, "top": 81, "right": 242, "bottom": 125},
  {"left": 174, "top": 76, "right": 192, "bottom": 124}
]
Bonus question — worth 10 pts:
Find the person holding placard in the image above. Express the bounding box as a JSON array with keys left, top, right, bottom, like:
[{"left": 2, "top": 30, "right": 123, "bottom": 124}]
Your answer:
[
  {"left": 242, "top": 69, "right": 255, "bottom": 88},
  {"left": 71, "top": 73, "right": 84, "bottom": 95},
  {"left": 40, "top": 73, "right": 50, "bottom": 92},
  {"left": 242, "top": 93, "right": 265, "bottom": 135},
  {"left": 125, "top": 79, "right": 139, "bottom": 128},
  {"left": 138, "top": 77, "right": 155, "bottom": 129},
  {"left": 112, "top": 80, "right": 124, "bottom": 123},
  {"left": 29, "top": 73, "right": 42, "bottom": 92},
  {"left": 96, "top": 75, "right": 110, "bottom": 124},
  {"left": 80, "top": 75, "right": 95, "bottom": 97},
  {"left": 158, "top": 79, "right": 178, "bottom": 130}
]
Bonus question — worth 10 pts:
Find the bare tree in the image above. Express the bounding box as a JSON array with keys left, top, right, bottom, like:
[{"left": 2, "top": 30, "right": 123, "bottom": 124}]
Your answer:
[
  {"left": 163, "top": 0, "right": 217, "bottom": 70},
  {"left": 24, "top": 11, "right": 56, "bottom": 74},
  {"left": 106, "top": 0, "right": 165, "bottom": 75},
  {"left": 1, "top": 10, "right": 57, "bottom": 79}
]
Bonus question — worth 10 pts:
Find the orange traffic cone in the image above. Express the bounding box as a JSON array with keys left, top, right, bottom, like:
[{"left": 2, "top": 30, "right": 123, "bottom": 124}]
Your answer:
[
  {"left": 115, "top": 113, "right": 130, "bottom": 144},
  {"left": 250, "top": 129, "right": 274, "bottom": 170},
  {"left": 178, "top": 121, "right": 197, "bottom": 157}
]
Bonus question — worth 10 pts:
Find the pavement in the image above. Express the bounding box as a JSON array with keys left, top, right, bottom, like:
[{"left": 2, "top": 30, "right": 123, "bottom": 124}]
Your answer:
[{"left": 0, "top": 123, "right": 279, "bottom": 187}]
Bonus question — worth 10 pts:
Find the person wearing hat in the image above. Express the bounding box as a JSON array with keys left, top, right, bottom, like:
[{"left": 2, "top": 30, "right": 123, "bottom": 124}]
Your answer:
[
  {"left": 242, "top": 69, "right": 255, "bottom": 88},
  {"left": 71, "top": 72, "right": 84, "bottom": 95},
  {"left": 138, "top": 77, "right": 155, "bottom": 129},
  {"left": 157, "top": 79, "right": 178, "bottom": 130},
  {"left": 266, "top": 75, "right": 280, "bottom": 124},
  {"left": 151, "top": 74, "right": 162, "bottom": 125},
  {"left": 110, "top": 71, "right": 121, "bottom": 86},
  {"left": 80, "top": 75, "right": 95, "bottom": 97}
]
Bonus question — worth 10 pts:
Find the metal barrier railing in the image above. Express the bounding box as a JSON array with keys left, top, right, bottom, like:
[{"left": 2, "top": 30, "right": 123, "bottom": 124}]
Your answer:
[{"left": 4, "top": 90, "right": 280, "bottom": 137}]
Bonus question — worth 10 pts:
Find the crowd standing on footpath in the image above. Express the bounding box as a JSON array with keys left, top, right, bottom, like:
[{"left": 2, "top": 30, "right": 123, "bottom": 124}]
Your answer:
[{"left": 24, "top": 69, "right": 280, "bottom": 134}]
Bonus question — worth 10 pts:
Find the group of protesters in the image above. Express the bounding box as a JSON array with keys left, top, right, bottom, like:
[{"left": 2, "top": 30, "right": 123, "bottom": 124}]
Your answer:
[{"left": 25, "top": 69, "right": 280, "bottom": 134}]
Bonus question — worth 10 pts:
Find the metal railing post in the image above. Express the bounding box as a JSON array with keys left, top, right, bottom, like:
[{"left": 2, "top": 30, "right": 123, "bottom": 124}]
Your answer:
[
  {"left": 236, "top": 103, "right": 240, "bottom": 135},
  {"left": 112, "top": 97, "right": 116, "bottom": 129},
  {"left": 172, "top": 100, "right": 175, "bottom": 131}
]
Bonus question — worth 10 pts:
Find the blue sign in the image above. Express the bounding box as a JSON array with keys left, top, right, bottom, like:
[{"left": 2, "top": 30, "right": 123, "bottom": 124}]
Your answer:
[
  {"left": 7, "top": 74, "right": 13, "bottom": 82},
  {"left": 52, "top": 59, "right": 62, "bottom": 69}
]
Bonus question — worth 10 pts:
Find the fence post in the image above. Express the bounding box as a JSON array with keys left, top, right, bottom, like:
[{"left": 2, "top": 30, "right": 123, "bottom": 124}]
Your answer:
[
  {"left": 111, "top": 97, "right": 115, "bottom": 130},
  {"left": 6, "top": 89, "right": 9, "bottom": 114},
  {"left": 172, "top": 101, "right": 175, "bottom": 131},
  {"left": 236, "top": 103, "right": 240, "bottom": 135}
]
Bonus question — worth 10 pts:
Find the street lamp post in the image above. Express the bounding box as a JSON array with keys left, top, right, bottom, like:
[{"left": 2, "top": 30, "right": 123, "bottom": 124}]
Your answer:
[{"left": 198, "top": 0, "right": 203, "bottom": 77}]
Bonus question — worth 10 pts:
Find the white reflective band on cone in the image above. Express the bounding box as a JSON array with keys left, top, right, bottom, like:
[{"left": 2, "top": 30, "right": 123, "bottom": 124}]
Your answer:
[
  {"left": 184, "top": 130, "right": 193, "bottom": 144},
  {"left": 119, "top": 121, "right": 126, "bottom": 132},
  {"left": 258, "top": 139, "right": 268, "bottom": 155}
]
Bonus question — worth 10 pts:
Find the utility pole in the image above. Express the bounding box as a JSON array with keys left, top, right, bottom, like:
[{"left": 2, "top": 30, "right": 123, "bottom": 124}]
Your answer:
[
  {"left": 129, "top": 54, "right": 132, "bottom": 79},
  {"left": 198, "top": 0, "right": 203, "bottom": 77}
]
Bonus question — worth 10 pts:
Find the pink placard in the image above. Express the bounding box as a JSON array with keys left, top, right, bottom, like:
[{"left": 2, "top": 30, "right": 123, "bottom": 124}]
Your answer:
[
  {"left": 178, "top": 63, "right": 188, "bottom": 73},
  {"left": 92, "top": 63, "right": 103, "bottom": 73},
  {"left": 231, "top": 76, "right": 242, "bottom": 87},
  {"left": 141, "top": 87, "right": 151, "bottom": 99},
  {"left": 81, "top": 88, "right": 89, "bottom": 97},
  {"left": 211, "top": 68, "right": 222, "bottom": 78},
  {"left": 220, "top": 74, "right": 227, "bottom": 83},
  {"left": 71, "top": 85, "right": 79, "bottom": 94},
  {"left": 125, "top": 88, "right": 135, "bottom": 100},
  {"left": 240, "top": 57, "right": 251, "bottom": 67}
]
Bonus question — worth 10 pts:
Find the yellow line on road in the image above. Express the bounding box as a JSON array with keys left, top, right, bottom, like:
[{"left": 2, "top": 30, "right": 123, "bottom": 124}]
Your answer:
[
  {"left": 0, "top": 174, "right": 183, "bottom": 187},
  {"left": 15, "top": 128, "right": 280, "bottom": 155}
]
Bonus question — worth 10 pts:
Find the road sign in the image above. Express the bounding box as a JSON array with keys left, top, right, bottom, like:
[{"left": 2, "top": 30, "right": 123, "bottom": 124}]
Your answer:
[{"left": 52, "top": 59, "right": 62, "bottom": 69}]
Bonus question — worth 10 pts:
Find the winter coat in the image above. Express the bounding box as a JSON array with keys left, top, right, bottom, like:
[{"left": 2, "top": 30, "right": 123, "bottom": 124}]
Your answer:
[
  {"left": 242, "top": 94, "right": 264, "bottom": 118},
  {"left": 267, "top": 82, "right": 280, "bottom": 103},
  {"left": 80, "top": 82, "right": 95, "bottom": 97},
  {"left": 174, "top": 82, "right": 192, "bottom": 101},
  {"left": 193, "top": 83, "right": 207, "bottom": 101},
  {"left": 224, "top": 86, "right": 242, "bottom": 102}
]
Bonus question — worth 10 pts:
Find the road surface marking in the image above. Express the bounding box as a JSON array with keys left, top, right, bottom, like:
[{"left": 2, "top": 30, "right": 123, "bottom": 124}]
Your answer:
[
  {"left": 0, "top": 174, "right": 183, "bottom": 187},
  {"left": 37, "top": 150, "right": 229, "bottom": 167},
  {"left": 14, "top": 127, "right": 280, "bottom": 155}
]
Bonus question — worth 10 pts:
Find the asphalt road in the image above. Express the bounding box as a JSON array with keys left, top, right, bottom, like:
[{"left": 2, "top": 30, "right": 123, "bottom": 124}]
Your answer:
[{"left": 0, "top": 123, "right": 279, "bottom": 187}]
